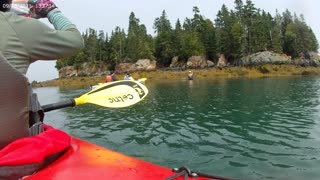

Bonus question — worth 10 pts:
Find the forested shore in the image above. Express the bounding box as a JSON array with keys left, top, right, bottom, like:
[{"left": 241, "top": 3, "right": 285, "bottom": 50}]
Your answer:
[
  {"left": 33, "top": 65, "right": 320, "bottom": 89},
  {"left": 56, "top": 0, "right": 318, "bottom": 75}
]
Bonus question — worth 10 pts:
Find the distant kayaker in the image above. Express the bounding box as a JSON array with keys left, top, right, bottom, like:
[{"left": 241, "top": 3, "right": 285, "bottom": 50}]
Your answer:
[
  {"left": 0, "top": 0, "right": 84, "bottom": 148},
  {"left": 188, "top": 71, "right": 194, "bottom": 80},
  {"left": 124, "top": 73, "right": 135, "bottom": 80},
  {"left": 105, "top": 70, "right": 117, "bottom": 83}
]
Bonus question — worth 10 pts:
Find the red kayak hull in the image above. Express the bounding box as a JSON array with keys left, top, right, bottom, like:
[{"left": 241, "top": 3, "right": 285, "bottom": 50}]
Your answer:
[{"left": 24, "top": 137, "right": 210, "bottom": 180}]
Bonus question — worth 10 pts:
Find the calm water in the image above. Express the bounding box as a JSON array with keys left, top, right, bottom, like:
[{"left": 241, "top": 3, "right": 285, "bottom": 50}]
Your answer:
[{"left": 35, "top": 77, "right": 320, "bottom": 180}]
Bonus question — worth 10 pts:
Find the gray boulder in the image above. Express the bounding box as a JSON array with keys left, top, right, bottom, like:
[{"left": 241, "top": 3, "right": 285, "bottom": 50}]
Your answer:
[
  {"left": 135, "top": 59, "right": 157, "bottom": 71},
  {"left": 293, "top": 52, "right": 320, "bottom": 67},
  {"left": 187, "top": 56, "right": 207, "bottom": 68},
  {"left": 115, "top": 63, "right": 136, "bottom": 73},
  {"left": 217, "top": 54, "right": 228, "bottom": 67},
  {"left": 58, "top": 66, "right": 78, "bottom": 78},
  {"left": 238, "top": 51, "right": 292, "bottom": 66},
  {"left": 115, "top": 59, "right": 157, "bottom": 73},
  {"left": 170, "top": 56, "right": 179, "bottom": 68},
  {"left": 207, "top": 60, "right": 215, "bottom": 68}
]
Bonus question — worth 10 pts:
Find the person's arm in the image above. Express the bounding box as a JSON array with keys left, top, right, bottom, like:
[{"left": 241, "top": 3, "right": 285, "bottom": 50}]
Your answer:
[
  {"left": 112, "top": 75, "right": 117, "bottom": 81},
  {"left": 13, "top": 0, "right": 84, "bottom": 61},
  {"left": 15, "top": 10, "right": 84, "bottom": 61}
]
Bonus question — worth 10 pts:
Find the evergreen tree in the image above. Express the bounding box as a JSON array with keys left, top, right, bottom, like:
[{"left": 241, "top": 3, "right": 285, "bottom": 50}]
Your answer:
[
  {"left": 308, "top": 29, "right": 319, "bottom": 52},
  {"left": 180, "top": 7, "right": 206, "bottom": 60},
  {"left": 126, "top": 12, "right": 140, "bottom": 61},
  {"left": 250, "top": 10, "right": 272, "bottom": 52},
  {"left": 172, "top": 19, "right": 183, "bottom": 57},
  {"left": 109, "top": 26, "right": 126, "bottom": 66},
  {"left": 270, "top": 10, "right": 283, "bottom": 53},
  {"left": 284, "top": 23, "right": 298, "bottom": 57},
  {"left": 180, "top": 30, "right": 205, "bottom": 61},
  {"left": 55, "top": 2, "right": 319, "bottom": 70},
  {"left": 230, "top": 20, "right": 244, "bottom": 60},
  {"left": 242, "top": 0, "right": 257, "bottom": 55},
  {"left": 190, "top": 6, "right": 217, "bottom": 60},
  {"left": 199, "top": 19, "right": 216, "bottom": 61},
  {"left": 97, "top": 30, "right": 106, "bottom": 64},
  {"left": 154, "top": 10, "right": 174, "bottom": 66},
  {"left": 126, "top": 12, "right": 154, "bottom": 61},
  {"left": 232, "top": 0, "right": 247, "bottom": 59},
  {"left": 85, "top": 28, "right": 99, "bottom": 64},
  {"left": 234, "top": 0, "right": 244, "bottom": 19},
  {"left": 215, "top": 5, "right": 233, "bottom": 57}
]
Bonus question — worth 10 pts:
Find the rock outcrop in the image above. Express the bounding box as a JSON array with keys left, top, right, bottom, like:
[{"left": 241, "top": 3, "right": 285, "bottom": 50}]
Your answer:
[
  {"left": 217, "top": 54, "right": 228, "bottom": 67},
  {"left": 238, "top": 51, "right": 292, "bottom": 66},
  {"left": 58, "top": 66, "right": 78, "bottom": 78},
  {"left": 135, "top": 59, "right": 157, "bottom": 71},
  {"left": 237, "top": 51, "right": 320, "bottom": 67},
  {"left": 293, "top": 52, "right": 320, "bottom": 67},
  {"left": 115, "top": 59, "right": 157, "bottom": 73},
  {"left": 187, "top": 56, "right": 207, "bottom": 68},
  {"left": 170, "top": 56, "right": 180, "bottom": 68},
  {"left": 207, "top": 60, "right": 215, "bottom": 67},
  {"left": 59, "top": 63, "right": 110, "bottom": 78},
  {"left": 57, "top": 51, "right": 320, "bottom": 78}
]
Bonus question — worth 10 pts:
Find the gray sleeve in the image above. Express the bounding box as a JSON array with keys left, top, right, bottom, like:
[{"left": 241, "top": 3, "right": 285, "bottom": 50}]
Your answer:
[{"left": 12, "top": 12, "right": 84, "bottom": 61}]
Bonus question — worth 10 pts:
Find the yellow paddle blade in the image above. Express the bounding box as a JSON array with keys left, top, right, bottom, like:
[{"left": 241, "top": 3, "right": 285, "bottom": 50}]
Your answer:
[
  {"left": 138, "top": 78, "right": 147, "bottom": 83},
  {"left": 139, "top": 78, "right": 147, "bottom": 82},
  {"left": 75, "top": 80, "right": 148, "bottom": 108}
]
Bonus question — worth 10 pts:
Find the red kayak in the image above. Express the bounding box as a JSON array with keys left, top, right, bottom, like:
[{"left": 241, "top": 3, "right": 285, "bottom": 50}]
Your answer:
[
  {"left": 0, "top": 125, "right": 232, "bottom": 180},
  {"left": 24, "top": 137, "right": 212, "bottom": 180}
]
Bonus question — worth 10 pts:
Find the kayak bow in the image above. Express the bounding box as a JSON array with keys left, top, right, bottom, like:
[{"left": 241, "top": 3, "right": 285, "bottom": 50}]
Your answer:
[{"left": 24, "top": 136, "right": 212, "bottom": 180}]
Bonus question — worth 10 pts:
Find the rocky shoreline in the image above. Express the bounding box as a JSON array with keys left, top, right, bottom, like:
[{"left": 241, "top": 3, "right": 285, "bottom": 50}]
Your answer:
[
  {"left": 57, "top": 51, "right": 320, "bottom": 79},
  {"left": 32, "top": 64, "right": 320, "bottom": 90}
]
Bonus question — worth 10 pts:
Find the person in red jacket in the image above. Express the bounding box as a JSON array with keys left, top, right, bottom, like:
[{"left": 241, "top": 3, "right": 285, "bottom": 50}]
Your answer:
[{"left": 105, "top": 71, "right": 117, "bottom": 83}]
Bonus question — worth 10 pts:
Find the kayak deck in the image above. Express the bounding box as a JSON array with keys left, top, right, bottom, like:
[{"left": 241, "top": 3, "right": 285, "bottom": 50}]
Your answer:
[{"left": 24, "top": 137, "right": 210, "bottom": 180}]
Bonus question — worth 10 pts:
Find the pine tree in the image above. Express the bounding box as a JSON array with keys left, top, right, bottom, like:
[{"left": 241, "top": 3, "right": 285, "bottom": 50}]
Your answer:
[
  {"left": 234, "top": 0, "right": 244, "bottom": 18},
  {"left": 85, "top": 28, "right": 99, "bottom": 64},
  {"left": 230, "top": 21, "right": 244, "bottom": 60},
  {"left": 199, "top": 19, "right": 216, "bottom": 61},
  {"left": 242, "top": 0, "right": 257, "bottom": 55},
  {"left": 215, "top": 5, "right": 233, "bottom": 56},
  {"left": 126, "top": 12, "right": 154, "bottom": 61},
  {"left": 270, "top": 10, "right": 283, "bottom": 53},
  {"left": 308, "top": 29, "right": 319, "bottom": 52},
  {"left": 109, "top": 26, "right": 126, "bottom": 66},
  {"left": 153, "top": 10, "right": 174, "bottom": 66},
  {"left": 55, "top": 3, "right": 320, "bottom": 70},
  {"left": 172, "top": 19, "right": 183, "bottom": 57},
  {"left": 180, "top": 7, "right": 206, "bottom": 61}
]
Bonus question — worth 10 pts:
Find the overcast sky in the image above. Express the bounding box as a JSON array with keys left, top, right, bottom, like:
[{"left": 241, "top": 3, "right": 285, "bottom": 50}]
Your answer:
[{"left": 26, "top": 0, "right": 320, "bottom": 82}]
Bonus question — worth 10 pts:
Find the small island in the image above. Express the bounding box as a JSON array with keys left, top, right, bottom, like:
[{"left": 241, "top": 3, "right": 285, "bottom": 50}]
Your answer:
[{"left": 33, "top": 0, "right": 319, "bottom": 89}]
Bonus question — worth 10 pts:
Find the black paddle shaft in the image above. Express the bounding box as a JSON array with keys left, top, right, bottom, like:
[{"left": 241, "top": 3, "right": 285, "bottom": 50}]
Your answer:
[{"left": 42, "top": 99, "right": 76, "bottom": 112}]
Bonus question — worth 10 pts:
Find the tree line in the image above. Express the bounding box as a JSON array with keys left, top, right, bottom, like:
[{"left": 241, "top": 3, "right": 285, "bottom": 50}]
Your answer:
[{"left": 56, "top": 0, "right": 319, "bottom": 70}]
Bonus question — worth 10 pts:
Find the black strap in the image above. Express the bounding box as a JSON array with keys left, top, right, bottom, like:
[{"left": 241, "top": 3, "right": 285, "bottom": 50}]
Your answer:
[
  {"left": 28, "top": 85, "right": 44, "bottom": 127},
  {"left": 165, "top": 167, "right": 240, "bottom": 180}
]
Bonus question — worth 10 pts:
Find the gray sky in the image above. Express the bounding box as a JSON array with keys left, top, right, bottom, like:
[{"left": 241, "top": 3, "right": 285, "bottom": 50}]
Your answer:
[{"left": 26, "top": 0, "right": 320, "bottom": 82}]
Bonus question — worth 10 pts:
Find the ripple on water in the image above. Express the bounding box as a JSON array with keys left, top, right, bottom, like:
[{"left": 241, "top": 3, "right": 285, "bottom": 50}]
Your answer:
[{"left": 41, "top": 78, "right": 320, "bottom": 180}]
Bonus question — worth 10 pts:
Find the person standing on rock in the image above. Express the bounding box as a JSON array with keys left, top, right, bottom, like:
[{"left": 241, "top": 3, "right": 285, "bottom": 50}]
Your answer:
[{"left": 188, "top": 70, "right": 194, "bottom": 80}]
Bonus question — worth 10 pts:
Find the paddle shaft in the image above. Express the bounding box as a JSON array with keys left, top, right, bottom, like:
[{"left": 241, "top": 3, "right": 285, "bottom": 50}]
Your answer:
[{"left": 42, "top": 99, "right": 75, "bottom": 112}]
